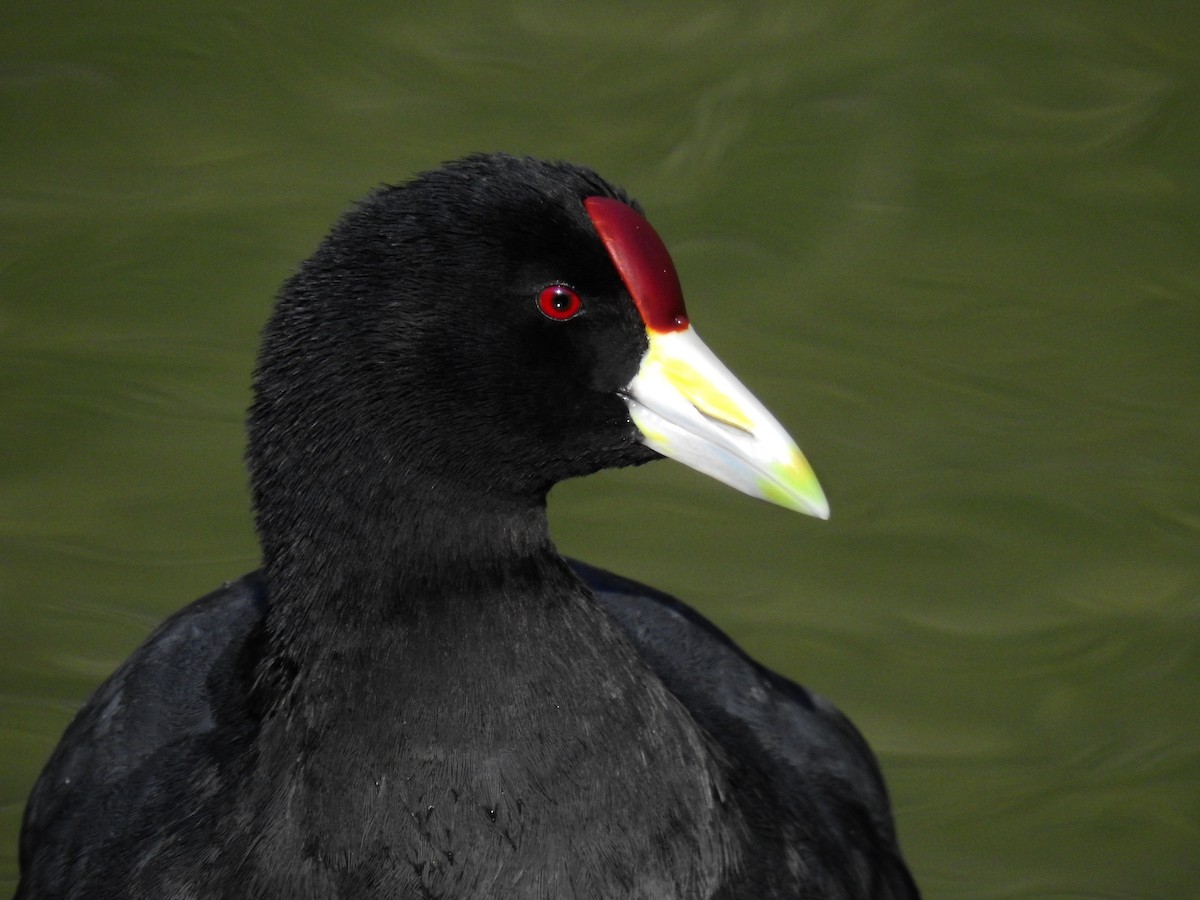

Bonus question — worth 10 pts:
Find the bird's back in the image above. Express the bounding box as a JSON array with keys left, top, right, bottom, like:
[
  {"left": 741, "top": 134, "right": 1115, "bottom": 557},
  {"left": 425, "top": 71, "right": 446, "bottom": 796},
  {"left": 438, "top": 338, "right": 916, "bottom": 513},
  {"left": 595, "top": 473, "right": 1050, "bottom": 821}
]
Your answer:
[{"left": 16, "top": 577, "right": 266, "bottom": 899}]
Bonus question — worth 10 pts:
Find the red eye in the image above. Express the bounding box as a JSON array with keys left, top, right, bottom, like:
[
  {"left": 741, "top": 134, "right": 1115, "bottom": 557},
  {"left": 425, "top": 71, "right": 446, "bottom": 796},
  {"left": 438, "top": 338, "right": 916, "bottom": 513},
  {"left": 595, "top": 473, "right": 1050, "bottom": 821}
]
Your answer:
[{"left": 537, "top": 284, "right": 583, "bottom": 321}]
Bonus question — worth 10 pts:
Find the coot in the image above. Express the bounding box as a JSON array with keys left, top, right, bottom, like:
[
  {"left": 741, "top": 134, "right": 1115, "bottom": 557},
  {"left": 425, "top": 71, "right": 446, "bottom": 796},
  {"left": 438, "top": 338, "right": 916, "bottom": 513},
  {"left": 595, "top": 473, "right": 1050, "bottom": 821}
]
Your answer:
[{"left": 16, "top": 154, "right": 918, "bottom": 899}]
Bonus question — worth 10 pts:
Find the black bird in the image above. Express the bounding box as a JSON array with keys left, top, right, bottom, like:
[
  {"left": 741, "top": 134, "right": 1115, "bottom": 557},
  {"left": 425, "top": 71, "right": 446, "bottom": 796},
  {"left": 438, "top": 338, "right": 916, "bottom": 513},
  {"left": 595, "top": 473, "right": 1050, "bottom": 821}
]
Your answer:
[{"left": 16, "top": 154, "right": 918, "bottom": 899}]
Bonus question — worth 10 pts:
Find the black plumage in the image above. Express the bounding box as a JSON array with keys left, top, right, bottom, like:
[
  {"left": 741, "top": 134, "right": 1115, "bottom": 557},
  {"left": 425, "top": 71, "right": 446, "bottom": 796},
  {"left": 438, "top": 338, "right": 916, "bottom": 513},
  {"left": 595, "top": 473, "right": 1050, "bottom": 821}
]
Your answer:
[{"left": 16, "top": 154, "right": 918, "bottom": 899}]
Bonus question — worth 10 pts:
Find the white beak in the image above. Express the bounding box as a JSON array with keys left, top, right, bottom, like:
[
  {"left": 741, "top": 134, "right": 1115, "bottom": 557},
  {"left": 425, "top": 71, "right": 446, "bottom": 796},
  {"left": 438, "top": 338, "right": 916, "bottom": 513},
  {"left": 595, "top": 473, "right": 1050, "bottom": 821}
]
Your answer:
[{"left": 623, "top": 326, "right": 829, "bottom": 519}]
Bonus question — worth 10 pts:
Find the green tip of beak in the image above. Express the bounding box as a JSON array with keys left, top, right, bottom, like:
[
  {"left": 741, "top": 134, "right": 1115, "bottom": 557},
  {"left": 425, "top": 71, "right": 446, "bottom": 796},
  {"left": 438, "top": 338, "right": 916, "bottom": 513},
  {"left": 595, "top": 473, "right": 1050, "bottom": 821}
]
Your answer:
[{"left": 757, "top": 456, "right": 830, "bottom": 519}]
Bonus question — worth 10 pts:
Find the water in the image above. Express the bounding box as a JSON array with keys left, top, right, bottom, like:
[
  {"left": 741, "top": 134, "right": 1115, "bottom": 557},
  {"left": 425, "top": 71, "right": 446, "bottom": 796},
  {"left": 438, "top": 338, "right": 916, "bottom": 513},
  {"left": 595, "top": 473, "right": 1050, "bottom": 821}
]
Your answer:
[{"left": 3, "top": 3, "right": 1198, "bottom": 896}]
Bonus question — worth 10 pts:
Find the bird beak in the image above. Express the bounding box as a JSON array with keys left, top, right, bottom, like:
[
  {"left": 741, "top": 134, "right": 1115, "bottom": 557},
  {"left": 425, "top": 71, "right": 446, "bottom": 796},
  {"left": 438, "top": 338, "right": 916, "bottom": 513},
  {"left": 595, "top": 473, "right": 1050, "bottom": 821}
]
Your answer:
[
  {"left": 584, "top": 194, "right": 828, "bottom": 518},
  {"left": 622, "top": 327, "right": 829, "bottom": 518}
]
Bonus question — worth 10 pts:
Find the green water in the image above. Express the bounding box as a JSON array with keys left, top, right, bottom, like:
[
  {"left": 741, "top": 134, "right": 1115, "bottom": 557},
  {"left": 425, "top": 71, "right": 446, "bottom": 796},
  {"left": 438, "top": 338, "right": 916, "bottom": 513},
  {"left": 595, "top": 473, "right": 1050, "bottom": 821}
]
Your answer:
[{"left": 3, "top": 3, "right": 1198, "bottom": 896}]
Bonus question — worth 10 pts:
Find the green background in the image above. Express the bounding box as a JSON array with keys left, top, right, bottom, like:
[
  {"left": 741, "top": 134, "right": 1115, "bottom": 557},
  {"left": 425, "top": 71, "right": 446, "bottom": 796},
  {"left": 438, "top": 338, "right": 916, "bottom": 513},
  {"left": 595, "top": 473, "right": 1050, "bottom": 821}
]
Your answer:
[{"left": 3, "top": 3, "right": 1198, "bottom": 896}]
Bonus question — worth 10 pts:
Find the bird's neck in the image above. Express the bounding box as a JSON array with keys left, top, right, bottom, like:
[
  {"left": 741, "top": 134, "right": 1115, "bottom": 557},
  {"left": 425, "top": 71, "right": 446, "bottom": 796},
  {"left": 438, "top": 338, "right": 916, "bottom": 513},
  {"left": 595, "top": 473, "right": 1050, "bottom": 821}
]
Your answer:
[
  {"left": 257, "top": 484, "right": 564, "bottom": 667},
  {"left": 243, "top": 482, "right": 743, "bottom": 890}
]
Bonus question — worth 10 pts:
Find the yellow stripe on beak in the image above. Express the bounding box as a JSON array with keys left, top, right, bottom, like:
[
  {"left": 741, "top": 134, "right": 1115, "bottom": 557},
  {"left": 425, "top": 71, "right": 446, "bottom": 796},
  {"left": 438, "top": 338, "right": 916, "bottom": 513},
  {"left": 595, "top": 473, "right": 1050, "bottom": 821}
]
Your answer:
[{"left": 652, "top": 355, "right": 756, "bottom": 434}]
